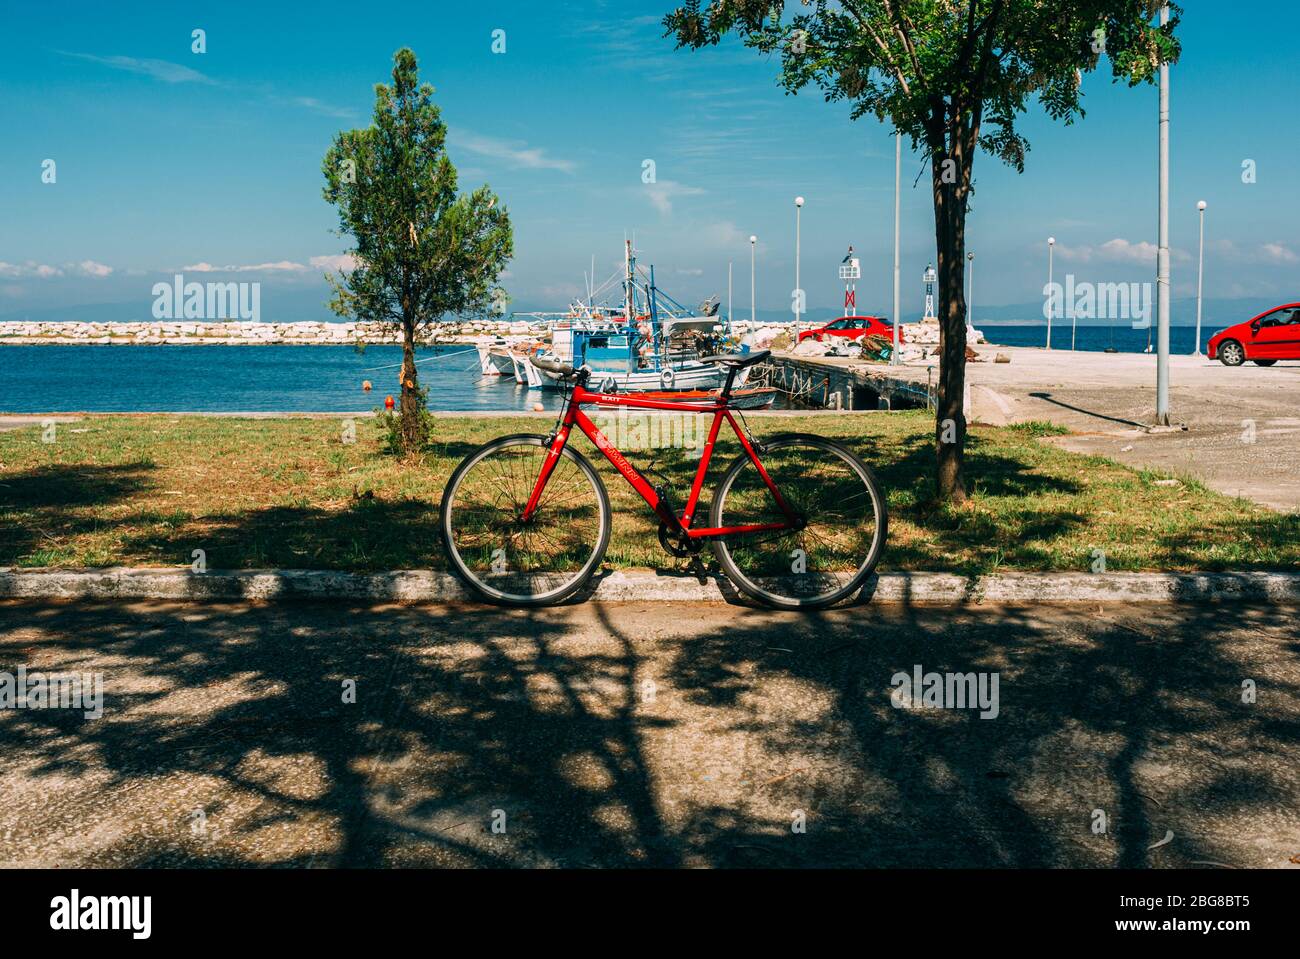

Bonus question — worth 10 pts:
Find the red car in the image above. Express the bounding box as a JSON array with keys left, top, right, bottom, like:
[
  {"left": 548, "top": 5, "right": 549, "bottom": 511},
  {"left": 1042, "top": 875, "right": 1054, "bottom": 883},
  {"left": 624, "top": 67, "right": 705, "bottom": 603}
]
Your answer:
[
  {"left": 1208, "top": 303, "right": 1300, "bottom": 366},
  {"left": 797, "top": 315, "right": 903, "bottom": 344}
]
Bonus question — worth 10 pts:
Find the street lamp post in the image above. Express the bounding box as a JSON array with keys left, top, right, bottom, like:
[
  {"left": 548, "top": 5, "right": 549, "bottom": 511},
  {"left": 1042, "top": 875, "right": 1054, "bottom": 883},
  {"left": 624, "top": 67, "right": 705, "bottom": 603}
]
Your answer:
[
  {"left": 892, "top": 132, "right": 902, "bottom": 365},
  {"left": 1047, "top": 237, "right": 1055, "bottom": 350},
  {"left": 794, "top": 196, "right": 804, "bottom": 326},
  {"left": 727, "top": 261, "right": 732, "bottom": 325},
  {"left": 1194, "top": 200, "right": 1207, "bottom": 356},
  {"left": 1155, "top": 1, "right": 1172, "bottom": 425},
  {"left": 967, "top": 251, "right": 974, "bottom": 329},
  {"left": 749, "top": 235, "right": 756, "bottom": 326}
]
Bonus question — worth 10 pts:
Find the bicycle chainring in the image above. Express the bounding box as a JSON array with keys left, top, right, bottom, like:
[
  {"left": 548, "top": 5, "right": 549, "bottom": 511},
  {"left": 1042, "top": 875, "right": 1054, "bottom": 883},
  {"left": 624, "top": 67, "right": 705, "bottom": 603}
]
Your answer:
[{"left": 658, "top": 523, "right": 699, "bottom": 558}]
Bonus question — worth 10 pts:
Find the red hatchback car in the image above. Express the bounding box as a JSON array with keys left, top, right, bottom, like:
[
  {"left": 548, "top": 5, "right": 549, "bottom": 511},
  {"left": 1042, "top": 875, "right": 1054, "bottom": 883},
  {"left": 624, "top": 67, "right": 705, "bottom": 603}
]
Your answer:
[
  {"left": 1208, "top": 303, "right": 1300, "bottom": 366},
  {"left": 797, "top": 315, "right": 903, "bottom": 344}
]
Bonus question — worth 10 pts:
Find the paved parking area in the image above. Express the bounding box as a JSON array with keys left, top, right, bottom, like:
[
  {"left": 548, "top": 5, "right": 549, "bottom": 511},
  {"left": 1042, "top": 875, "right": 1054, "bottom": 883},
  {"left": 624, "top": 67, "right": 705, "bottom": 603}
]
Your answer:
[
  {"left": 964, "top": 348, "right": 1300, "bottom": 511},
  {"left": 1, "top": 598, "right": 1297, "bottom": 868}
]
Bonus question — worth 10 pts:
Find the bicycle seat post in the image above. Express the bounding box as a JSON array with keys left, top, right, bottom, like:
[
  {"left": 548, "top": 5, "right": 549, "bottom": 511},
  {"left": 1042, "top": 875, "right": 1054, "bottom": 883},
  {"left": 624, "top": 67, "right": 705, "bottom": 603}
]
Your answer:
[{"left": 720, "top": 365, "right": 738, "bottom": 402}]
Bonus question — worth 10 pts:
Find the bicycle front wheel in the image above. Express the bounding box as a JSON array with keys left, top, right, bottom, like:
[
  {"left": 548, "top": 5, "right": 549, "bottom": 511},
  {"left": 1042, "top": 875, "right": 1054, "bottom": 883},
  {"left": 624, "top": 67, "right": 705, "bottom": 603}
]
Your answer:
[
  {"left": 710, "top": 434, "right": 887, "bottom": 609},
  {"left": 441, "top": 434, "right": 610, "bottom": 606}
]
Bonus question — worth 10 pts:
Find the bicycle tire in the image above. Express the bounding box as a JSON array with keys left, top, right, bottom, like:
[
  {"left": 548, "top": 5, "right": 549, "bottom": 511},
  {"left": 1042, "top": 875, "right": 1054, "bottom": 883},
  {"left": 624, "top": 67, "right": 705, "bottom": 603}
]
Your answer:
[
  {"left": 441, "top": 434, "right": 611, "bottom": 607},
  {"left": 709, "top": 433, "right": 887, "bottom": 609}
]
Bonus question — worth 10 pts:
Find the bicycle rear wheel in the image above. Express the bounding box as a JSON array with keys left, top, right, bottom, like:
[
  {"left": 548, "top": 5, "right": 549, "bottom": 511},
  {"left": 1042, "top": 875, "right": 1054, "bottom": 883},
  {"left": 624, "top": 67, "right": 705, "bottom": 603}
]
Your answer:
[
  {"left": 709, "top": 434, "right": 886, "bottom": 609},
  {"left": 441, "top": 434, "right": 610, "bottom": 606}
]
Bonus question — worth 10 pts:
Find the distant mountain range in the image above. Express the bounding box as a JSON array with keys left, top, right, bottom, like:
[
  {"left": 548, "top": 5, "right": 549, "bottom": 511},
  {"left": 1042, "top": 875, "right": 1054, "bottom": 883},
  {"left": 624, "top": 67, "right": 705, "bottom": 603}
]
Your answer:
[{"left": 0, "top": 293, "right": 1280, "bottom": 329}]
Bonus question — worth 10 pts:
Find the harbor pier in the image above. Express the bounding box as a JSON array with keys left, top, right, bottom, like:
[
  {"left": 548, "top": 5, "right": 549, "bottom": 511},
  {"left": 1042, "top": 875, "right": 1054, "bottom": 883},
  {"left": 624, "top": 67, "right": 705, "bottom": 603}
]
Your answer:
[
  {"left": 754, "top": 352, "right": 953, "bottom": 412},
  {"left": 760, "top": 345, "right": 1300, "bottom": 512}
]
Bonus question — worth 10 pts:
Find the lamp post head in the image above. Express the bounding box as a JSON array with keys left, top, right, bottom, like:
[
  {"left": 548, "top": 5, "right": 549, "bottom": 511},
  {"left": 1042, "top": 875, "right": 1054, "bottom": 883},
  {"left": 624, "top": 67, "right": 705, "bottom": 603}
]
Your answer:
[
  {"left": 1048, "top": 236, "right": 1055, "bottom": 246},
  {"left": 795, "top": 196, "right": 804, "bottom": 208},
  {"left": 749, "top": 235, "right": 756, "bottom": 244},
  {"left": 1197, "top": 200, "right": 1207, "bottom": 212},
  {"left": 967, "top": 252, "right": 974, "bottom": 261}
]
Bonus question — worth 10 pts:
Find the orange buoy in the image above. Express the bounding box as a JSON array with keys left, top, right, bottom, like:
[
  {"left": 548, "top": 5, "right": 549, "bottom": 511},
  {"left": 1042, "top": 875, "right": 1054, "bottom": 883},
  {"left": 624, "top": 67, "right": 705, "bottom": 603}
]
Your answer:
[
  {"left": 532, "top": 402, "right": 544, "bottom": 412},
  {"left": 384, "top": 395, "right": 395, "bottom": 410},
  {"left": 362, "top": 380, "right": 372, "bottom": 392}
]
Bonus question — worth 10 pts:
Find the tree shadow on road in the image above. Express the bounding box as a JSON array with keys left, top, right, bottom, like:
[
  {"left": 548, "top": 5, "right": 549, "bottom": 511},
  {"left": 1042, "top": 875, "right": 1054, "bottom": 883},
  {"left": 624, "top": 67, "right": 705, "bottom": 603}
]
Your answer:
[{"left": 1, "top": 595, "right": 1295, "bottom": 869}]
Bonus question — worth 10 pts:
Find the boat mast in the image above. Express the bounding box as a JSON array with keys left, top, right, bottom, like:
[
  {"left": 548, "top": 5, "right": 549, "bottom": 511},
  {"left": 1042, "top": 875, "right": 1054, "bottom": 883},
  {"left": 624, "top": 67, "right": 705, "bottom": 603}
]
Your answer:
[
  {"left": 624, "top": 239, "right": 635, "bottom": 325},
  {"left": 648, "top": 263, "right": 663, "bottom": 369}
]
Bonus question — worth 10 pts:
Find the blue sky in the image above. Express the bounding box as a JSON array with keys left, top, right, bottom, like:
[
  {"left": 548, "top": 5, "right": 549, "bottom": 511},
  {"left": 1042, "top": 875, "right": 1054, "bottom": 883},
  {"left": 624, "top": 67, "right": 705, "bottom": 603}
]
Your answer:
[{"left": 1, "top": 0, "right": 1296, "bottom": 323}]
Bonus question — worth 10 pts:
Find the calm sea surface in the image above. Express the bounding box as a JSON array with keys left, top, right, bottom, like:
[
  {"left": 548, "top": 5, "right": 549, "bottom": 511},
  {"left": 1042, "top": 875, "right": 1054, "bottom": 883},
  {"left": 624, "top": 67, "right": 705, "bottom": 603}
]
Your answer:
[
  {"left": 979, "top": 322, "right": 1211, "bottom": 354},
  {"left": 0, "top": 343, "right": 566, "bottom": 414},
  {"left": 0, "top": 325, "right": 1214, "bottom": 413}
]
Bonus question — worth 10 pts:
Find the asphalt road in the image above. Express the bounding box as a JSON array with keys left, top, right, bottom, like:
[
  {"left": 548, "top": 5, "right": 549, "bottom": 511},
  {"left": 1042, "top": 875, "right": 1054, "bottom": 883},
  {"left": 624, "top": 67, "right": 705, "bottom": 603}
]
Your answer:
[{"left": 1, "top": 598, "right": 1297, "bottom": 868}]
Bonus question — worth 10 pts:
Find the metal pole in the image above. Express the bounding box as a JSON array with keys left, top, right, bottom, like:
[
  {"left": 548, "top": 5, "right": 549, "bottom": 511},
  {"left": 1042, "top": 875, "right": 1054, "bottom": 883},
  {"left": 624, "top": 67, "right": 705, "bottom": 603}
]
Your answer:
[
  {"left": 967, "top": 252, "right": 974, "bottom": 328},
  {"left": 794, "top": 197, "right": 803, "bottom": 326},
  {"left": 1071, "top": 251, "right": 1077, "bottom": 351},
  {"left": 1155, "top": 1, "right": 1171, "bottom": 424},
  {"left": 728, "top": 260, "right": 732, "bottom": 325},
  {"left": 1047, "top": 238, "right": 1054, "bottom": 349},
  {"left": 1194, "top": 201, "right": 1206, "bottom": 355},
  {"left": 892, "top": 132, "right": 901, "bottom": 365},
  {"left": 750, "top": 236, "right": 756, "bottom": 326}
]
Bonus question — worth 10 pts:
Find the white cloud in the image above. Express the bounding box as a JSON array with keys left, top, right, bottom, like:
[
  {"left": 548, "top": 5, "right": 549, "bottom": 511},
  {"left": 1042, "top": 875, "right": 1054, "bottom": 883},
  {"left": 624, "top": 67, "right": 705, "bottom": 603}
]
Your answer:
[
  {"left": 643, "top": 179, "right": 706, "bottom": 216},
  {"left": 452, "top": 132, "right": 577, "bottom": 173},
  {"left": 1259, "top": 242, "right": 1298, "bottom": 264},
  {"left": 0, "top": 261, "right": 63, "bottom": 278},
  {"left": 284, "top": 96, "right": 354, "bottom": 119},
  {"left": 181, "top": 261, "right": 307, "bottom": 273},
  {"left": 1098, "top": 238, "right": 1160, "bottom": 263},
  {"left": 309, "top": 254, "right": 359, "bottom": 272},
  {"left": 1054, "top": 238, "right": 1190, "bottom": 265},
  {"left": 178, "top": 257, "right": 358, "bottom": 274},
  {"left": 75, "top": 260, "right": 113, "bottom": 277},
  {"left": 60, "top": 51, "right": 214, "bottom": 85}
]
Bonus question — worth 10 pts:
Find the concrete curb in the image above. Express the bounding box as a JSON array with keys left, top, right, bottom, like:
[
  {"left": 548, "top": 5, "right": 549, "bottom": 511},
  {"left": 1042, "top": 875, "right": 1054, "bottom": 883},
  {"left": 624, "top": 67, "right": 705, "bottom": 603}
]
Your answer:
[{"left": 1, "top": 567, "right": 1298, "bottom": 604}]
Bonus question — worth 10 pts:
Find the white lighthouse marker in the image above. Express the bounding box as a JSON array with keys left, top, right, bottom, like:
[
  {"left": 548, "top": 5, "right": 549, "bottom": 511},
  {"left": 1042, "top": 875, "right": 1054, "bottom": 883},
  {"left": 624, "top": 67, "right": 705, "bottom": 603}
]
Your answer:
[{"left": 839, "top": 245, "right": 860, "bottom": 316}]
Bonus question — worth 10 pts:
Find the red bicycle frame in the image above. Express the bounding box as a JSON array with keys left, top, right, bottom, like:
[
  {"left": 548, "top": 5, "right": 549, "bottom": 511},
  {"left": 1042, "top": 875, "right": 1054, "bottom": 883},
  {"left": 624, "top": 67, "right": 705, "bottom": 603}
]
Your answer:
[{"left": 521, "top": 384, "right": 798, "bottom": 542}]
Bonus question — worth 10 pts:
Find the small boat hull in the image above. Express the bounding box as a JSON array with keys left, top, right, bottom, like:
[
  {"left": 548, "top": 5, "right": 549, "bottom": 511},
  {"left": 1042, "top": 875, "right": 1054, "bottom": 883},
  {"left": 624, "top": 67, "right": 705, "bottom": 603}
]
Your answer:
[{"left": 476, "top": 343, "right": 517, "bottom": 376}]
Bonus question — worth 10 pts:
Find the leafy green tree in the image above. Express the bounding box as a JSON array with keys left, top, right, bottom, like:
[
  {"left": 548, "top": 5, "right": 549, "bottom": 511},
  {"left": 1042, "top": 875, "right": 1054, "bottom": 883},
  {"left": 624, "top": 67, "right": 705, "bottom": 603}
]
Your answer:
[
  {"left": 664, "top": 1, "right": 1180, "bottom": 502},
  {"left": 323, "top": 48, "right": 513, "bottom": 452}
]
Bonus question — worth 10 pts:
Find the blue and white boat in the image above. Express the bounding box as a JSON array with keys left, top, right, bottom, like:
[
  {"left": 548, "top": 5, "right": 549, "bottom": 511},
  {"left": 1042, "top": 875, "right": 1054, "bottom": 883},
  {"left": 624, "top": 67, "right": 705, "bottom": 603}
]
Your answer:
[{"left": 526, "top": 241, "right": 743, "bottom": 392}]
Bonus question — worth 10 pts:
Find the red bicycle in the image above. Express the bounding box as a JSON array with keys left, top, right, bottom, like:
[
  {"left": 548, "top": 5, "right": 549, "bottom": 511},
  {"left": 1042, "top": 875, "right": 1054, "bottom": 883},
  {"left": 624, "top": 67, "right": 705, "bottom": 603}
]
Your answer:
[{"left": 440, "top": 351, "right": 887, "bottom": 609}]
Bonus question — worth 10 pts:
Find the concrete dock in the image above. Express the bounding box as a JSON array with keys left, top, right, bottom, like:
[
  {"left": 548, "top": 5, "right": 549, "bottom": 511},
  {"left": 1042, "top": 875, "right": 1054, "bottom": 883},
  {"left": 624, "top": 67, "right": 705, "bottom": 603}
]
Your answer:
[{"left": 762, "top": 346, "right": 1300, "bottom": 512}]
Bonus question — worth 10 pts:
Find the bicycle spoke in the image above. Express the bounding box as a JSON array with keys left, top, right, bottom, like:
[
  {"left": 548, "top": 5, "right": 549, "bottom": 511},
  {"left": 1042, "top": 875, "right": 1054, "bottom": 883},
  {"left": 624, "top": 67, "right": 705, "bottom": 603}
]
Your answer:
[
  {"left": 445, "top": 438, "right": 607, "bottom": 604},
  {"left": 711, "top": 439, "right": 884, "bottom": 607}
]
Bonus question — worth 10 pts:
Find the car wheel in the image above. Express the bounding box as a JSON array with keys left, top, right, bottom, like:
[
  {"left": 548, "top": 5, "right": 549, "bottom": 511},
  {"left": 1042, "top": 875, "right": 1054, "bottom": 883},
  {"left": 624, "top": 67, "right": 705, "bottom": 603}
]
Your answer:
[
  {"left": 1253, "top": 359, "right": 1277, "bottom": 367},
  {"left": 1218, "top": 340, "right": 1245, "bottom": 366}
]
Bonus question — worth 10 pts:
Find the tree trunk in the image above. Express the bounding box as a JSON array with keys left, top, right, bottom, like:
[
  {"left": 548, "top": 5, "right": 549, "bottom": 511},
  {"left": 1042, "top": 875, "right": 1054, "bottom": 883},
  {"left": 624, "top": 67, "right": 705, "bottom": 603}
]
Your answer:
[
  {"left": 930, "top": 132, "right": 970, "bottom": 504},
  {"left": 398, "top": 318, "right": 427, "bottom": 452}
]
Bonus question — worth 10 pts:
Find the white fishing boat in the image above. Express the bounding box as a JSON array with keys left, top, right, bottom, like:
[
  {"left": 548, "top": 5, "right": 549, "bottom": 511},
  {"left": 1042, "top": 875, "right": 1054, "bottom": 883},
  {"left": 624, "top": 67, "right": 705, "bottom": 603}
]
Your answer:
[
  {"left": 477, "top": 337, "right": 543, "bottom": 380},
  {"left": 526, "top": 241, "right": 740, "bottom": 392},
  {"left": 475, "top": 338, "right": 515, "bottom": 376}
]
